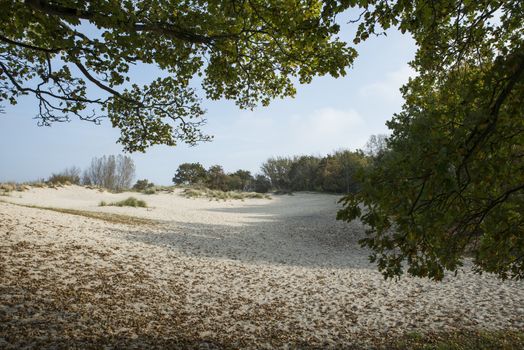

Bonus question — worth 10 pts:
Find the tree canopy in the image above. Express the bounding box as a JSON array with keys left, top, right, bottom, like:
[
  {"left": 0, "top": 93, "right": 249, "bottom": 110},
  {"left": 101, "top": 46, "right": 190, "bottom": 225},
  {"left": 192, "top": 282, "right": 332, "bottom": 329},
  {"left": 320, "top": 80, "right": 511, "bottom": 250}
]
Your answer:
[
  {"left": 1, "top": 0, "right": 353, "bottom": 151},
  {"left": 337, "top": 0, "right": 524, "bottom": 280},
  {"left": 172, "top": 162, "right": 207, "bottom": 186}
]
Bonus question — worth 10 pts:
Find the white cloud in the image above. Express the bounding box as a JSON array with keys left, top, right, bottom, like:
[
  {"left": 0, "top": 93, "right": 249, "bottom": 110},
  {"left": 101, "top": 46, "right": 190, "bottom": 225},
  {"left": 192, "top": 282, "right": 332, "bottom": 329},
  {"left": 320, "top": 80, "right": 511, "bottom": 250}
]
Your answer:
[
  {"left": 289, "top": 107, "right": 364, "bottom": 154},
  {"left": 215, "top": 107, "right": 368, "bottom": 161},
  {"left": 359, "top": 65, "right": 416, "bottom": 103}
]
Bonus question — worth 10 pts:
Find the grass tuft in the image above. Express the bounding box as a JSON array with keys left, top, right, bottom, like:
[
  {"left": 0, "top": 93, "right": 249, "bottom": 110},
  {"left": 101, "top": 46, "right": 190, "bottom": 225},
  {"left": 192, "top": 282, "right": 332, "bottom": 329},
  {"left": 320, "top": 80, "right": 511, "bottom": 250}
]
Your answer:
[
  {"left": 389, "top": 329, "right": 524, "bottom": 350},
  {"left": 0, "top": 200, "right": 155, "bottom": 226},
  {"left": 181, "top": 188, "right": 271, "bottom": 201},
  {"left": 100, "top": 197, "right": 147, "bottom": 208},
  {"left": 142, "top": 188, "right": 157, "bottom": 195}
]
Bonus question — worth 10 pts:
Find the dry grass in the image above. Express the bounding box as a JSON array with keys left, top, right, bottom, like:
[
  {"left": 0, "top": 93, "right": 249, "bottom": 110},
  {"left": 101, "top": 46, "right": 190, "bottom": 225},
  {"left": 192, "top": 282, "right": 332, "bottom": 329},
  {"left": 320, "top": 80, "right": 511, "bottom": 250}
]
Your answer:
[
  {"left": 181, "top": 188, "right": 271, "bottom": 201},
  {"left": 99, "top": 197, "right": 148, "bottom": 208},
  {"left": 388, "top": 329, "right": 524, "bottom": 350},
  {"left": 0, "top": 200, "right": 156, "bottom": 226},
  {"left": 0, "top": 181, "right": 67, "bottom": 194},
  {"left": 0, "top": 182, "right": 30, "bottom": 193}
]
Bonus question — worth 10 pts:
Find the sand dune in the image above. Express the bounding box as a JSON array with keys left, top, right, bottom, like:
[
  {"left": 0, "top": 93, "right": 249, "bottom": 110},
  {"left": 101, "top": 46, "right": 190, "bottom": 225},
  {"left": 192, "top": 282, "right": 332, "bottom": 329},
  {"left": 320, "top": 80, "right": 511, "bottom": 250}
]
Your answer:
[{"left": 1, "top": 186, "right": 523, "bottom": 348}]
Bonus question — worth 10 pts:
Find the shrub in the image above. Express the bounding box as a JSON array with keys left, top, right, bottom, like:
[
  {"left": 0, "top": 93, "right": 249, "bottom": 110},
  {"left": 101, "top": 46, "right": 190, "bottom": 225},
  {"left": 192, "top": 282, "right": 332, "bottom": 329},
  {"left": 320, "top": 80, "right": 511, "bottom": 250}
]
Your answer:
[
  {"left": 180, "top": 188, "right": 271, "bottom": 201},
  {"left": 47, "top": 166, "right": 81, "bottom": 185},
  {"left": 0, "top": 183, "right": 30, "bottom": 193},
  {"left": 100, "top": 197, "right": 147, "bottom": 208},
  {"left": 182, "top": 188, "right": 201, "bottom": 198},
  {"left": 0, "top": 183, "right": 15, "bottom": 192},
  {"left": 47, "top": 175, "right": 73, "bottom": 185},
  {"left": 133, "top": 179, "right": 155, "bottom": 191},
  {"left": 253, "top": 175, "right": 271, "bottom": 193}
]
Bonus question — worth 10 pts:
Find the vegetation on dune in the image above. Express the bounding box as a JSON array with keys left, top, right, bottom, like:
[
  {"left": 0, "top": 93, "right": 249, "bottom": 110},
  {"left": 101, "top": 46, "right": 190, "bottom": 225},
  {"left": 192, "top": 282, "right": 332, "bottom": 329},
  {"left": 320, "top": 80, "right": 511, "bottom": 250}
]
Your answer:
[
  {"left": 172, "top": 150, "right": 367, "bottom": 196},
  {"left": 173, "top": 163, "right": 262, "bottom": 193},
  {"left": 42, "top": 155, "right": 136, "bottom": 192},
  {"left": 0, "top": 200, "right": 155, "bottom": 226},
  {"left": 261, "top": 151, "right": 368, "bottom": 194},
  {"left": 0, "top": 181, "right": 75, "bottom": 195},
  {"left": 82, "top": 155, "right": 135, "bottom": 192},
  {"left": 99, "top": 197, "right": 147, "bottom": 208},
  {"left": 0, "top": 183, "right": 27, "bottom": 192},
  {"left": 172, "top": 163, "right": 208, "bottom": 187},
  {"left": 181, "top": 188, "right": 271, "bottom": 201},
  {"left": 47, "top": 166, "right": 82, "bottom": 185},
  {"left": 389, "top": 329, "right": 524, "bottom": 350},
  {"left": 0, "top": 183, "right": 30, "bottom": 195},
  {"left": 132, "top": 179, "right": 154, "bottom": 191}
]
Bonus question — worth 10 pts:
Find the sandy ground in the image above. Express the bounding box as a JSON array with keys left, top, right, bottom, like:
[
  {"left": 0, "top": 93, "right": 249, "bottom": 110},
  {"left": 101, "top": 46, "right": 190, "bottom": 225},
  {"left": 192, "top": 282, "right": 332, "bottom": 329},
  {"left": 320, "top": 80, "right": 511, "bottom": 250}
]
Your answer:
[{"left": 1, "top": 186, "right": 523, "bottom": 349}]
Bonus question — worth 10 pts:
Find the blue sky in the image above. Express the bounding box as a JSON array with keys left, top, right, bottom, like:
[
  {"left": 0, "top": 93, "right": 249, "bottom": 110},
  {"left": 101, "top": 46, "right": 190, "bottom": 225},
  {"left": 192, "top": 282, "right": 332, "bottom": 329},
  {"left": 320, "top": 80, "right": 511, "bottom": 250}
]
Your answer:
[{"left": 0, "top": 24, "right": 416, "bottom": 185}]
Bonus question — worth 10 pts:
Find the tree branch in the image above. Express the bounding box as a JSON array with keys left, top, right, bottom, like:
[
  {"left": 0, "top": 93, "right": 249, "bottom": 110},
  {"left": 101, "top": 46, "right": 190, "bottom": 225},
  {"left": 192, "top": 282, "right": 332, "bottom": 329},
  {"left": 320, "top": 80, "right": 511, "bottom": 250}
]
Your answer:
[
  {"left": 0, "top": 34, "right": 63, "bottom": 53},
  {"left": 24, "top": 0, "right": 225, "bottom": 45}
]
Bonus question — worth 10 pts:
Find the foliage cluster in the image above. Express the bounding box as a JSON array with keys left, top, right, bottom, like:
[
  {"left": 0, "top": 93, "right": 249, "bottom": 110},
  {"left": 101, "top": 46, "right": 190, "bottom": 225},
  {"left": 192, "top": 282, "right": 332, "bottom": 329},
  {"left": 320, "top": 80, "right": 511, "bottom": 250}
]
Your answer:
[
  {"left": 132, "top": 179, "right": 157, "bottom": 194},
  {"left": 173, "top": 149, "right": 367, "bottom": 195},
  {"left": 261, "top": 150, "right": 368, "bottom": 193},
  {"left": 47, "top": 155, "right": 135, "bottom": 192},
  {"left": 1, "top": 0, "right": 353, "bottom": 151},
  {"left": 181, "top": 188, "right": 270, "bottom": 201},
  {"left": 99, "top": 197, "right": 147, "bottom": 208},
  {"left": 132, "top": 179, "right": 155, "bottom": 191},
  {"left": 82, "top": 155, "right": 135, "bottom": 192},
  {"left": 47, "top": 166, "right": 82, "bottom": 185},
  {"left": 173, "top": 163, "right": 269, "bottom": 193},
  {"left": 336, "top": 0, "right": 524, "bottom": 280}
]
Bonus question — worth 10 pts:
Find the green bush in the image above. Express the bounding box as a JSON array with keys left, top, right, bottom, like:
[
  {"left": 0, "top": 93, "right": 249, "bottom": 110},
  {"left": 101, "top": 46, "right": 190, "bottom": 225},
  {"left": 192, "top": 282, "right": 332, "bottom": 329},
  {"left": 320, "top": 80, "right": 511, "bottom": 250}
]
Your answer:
[
  {"left": 253, "top": 175, "right": 271, "bottom": 193},
  {"left": 47, "top": 166, "right": 81, "bottom": 185},
  {"left": 133, "top": 179, "right": 155, "bottom": 191},
  {"left": 180, "top": 187, "right": 271, "bottom": 201},
  {"left": 99, "top": 197, "right": 147, "bottom": 208},
  {"left": 47, "top": 175, "right": 74, "bottom": 185},
  {"left": 142, "top": 187, "right": 157, "bottom": 195}
]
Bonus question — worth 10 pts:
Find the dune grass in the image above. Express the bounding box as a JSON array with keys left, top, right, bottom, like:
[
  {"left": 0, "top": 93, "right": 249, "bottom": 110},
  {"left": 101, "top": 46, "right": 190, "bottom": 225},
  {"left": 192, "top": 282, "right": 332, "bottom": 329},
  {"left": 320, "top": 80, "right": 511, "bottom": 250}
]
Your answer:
[
  {"left": 0, "top": 200, "right": 156, "bottom": 226},
  {"left": 0, "top": 181, "right": 70, "bottom": 194},
  {"left": 181, "top": 187, "right": 271, "bottom": 201},
  {"left": 0, "top": 182, "right": 31, "bottom": 193},
  {"left": 388, "top": 329, "right": 524, "bottom": 350},
  {"left": 99, "top": 197, "right": 147, "bottom": 208},
  {"left": 142, "top": 187, "right": 157, "bottom": 195}
]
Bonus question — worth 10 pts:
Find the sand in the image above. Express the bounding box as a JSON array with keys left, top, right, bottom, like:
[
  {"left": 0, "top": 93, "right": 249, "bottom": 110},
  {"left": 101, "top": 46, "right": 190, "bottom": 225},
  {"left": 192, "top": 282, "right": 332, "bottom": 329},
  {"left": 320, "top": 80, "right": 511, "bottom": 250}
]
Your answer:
[{"left": 1, "top": 186, "right": 523, "bottom": 348}]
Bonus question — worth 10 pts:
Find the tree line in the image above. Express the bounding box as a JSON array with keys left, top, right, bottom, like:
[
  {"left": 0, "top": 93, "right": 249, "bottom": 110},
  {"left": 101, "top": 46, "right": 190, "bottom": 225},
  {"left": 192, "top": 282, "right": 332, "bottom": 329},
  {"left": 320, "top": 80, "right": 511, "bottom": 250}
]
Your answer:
[
  {"left": 48, "top": 155, "right": 135, "bottom": 192},
  {"left": 172, "top": 147, "right": 372, "bottom": 194}
]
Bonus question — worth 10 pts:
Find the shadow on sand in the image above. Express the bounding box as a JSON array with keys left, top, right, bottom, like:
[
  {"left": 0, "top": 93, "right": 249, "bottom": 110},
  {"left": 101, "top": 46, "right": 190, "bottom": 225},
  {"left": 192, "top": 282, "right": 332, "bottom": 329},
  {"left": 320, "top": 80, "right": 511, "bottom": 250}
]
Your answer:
[{"left": 119, "top": 194, "right": 372, "bottom": 270}]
